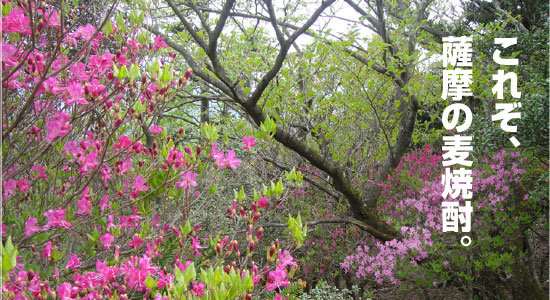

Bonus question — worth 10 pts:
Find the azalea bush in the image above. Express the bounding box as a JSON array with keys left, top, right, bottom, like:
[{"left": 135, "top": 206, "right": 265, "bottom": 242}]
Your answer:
[
  {"left": 0, "top": 1, "right": 310, "bottom": 299},
  {"left": 341, "top": 145, "right": 548, "bottom": 297}
]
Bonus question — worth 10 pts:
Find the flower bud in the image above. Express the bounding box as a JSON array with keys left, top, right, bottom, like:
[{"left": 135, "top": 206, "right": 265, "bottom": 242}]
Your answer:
[
  {"left": 184, "top": 146, "right": 192, "bottom": 156},
  {"left": 256, "top": 227, "right": 264, "bottom": 240},
  {"left": 227, "top": 206, "right": 233, "bottom": 217},
  {"left": 184, "top": 68, "right": 193, "bottom": 80},
  {"left": 248, "top": 241, "right": 255, "bottom": 254},
  {"left": 252, "top": 212, "right": 261, "bottom": 222},
  {"left": 239, "top": 206, "right": 246, "bottom": 218},
  {"left": 233, "top": 241, "right": 240, "bottom": 256}
]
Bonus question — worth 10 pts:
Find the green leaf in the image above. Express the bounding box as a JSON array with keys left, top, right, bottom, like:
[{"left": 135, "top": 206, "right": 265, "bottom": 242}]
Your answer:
[
  {"left": 160, "top": 65, "right": 172, "bottom": 83},
  {"left": 145, "top": 274, "right": 157, "bottom": 290},
  {"left": 117, "top": 65, "right": 128, "bottom": 79},
  {"left": 182, "top": 220, "right": 192, "bottom": 236},
  {"left": 102, "top": 20, "right": 114, "bottom": 36}
]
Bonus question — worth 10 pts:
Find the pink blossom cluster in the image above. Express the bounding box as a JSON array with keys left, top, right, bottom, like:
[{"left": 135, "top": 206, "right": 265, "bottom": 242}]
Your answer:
[{"left": 341, "top": 146, "right": 529, "bottom": 285}]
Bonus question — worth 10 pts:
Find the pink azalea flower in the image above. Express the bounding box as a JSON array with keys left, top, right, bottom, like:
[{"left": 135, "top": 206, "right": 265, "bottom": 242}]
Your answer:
[
  {"left": 43, "top": 8, "right": 60, "bottom": 28},
  {"left": 224, "top": 150, "right": 241, "bottom": 169},
  {"left": 276, "top": 250, "right": 297, "bottom": 270},
  {"left": 258, "top": 196, "right": 269, "bottom": 208},
  {"left": 242, "top": 136, "right": 256, "bottom": 150},
  {"left": 273, "top": 293, "right": 289, "bottom": 300},
  {"left": 155, "top": 293, "right": 169, "bottom": 300},
  {"left": 100, "top": 233, "right": 114, "bottom": 250},
  {"left": 2, "top": 179, "right": 16, "bottom": 198},
  {"left": 76, "top": 198, "right": 91, "bottom": 215},
  {"left": 100, "top": 194, "right": 111, "bottom": 212},
  {"left": 153, "top": 36, "right": 169, "bottom": 50},
  {"left": 210, "top": 142, "right": 224, "bottom": 163},
  {"left": 43, "top": 209, "right": 72, "bottom": 230},
  {"left": 31, "top": 165, "right": 48, "bottom": 179},
  {"left": 70, "top": 62, "right": 88, "bottom": 82},
  {"left": 190, "top": 236, "right": 206, "bottom": 257},
  {"left": 116, "top": 53, "right": 129, "bottom": 66},
  {"left": 176, "top": 171, "right": 197, "bottom": 193},
  {"left": 80, "top": 150, "right": 98, "bottom": 173},
  {"left": 1, "top": 8, "right": 31, "bottom": 35},
  {"left": 87, "top": 79, "right": 105, "bottom": 97},
  {"left": 45, "top": 112, "right": 72, "bottom": 142},
  {"left": 76, "top": 186, "right": 92, "bottom": 215},
  {"left": 113, "top": 135, "right": 132, "bottom": 150},
  {"left": 191, "top": 281, "right": 205, "bottom": 296},
  {"left": 65, "top": 80, "right": 88, "bottom": 105},
  {"left": 150, "top": 125, "right": 163, "bottom": 135},
  {"left": 66, "top": 253, "right": 80, "bottom": 271},
  {"left": 1, "top": 43, "right": 18, "bottom": 66},
  {"left": 133, "top": 176, "right": 149, "bottom": 192},
  {"left": 25, "top": 218, "right": 42, "bottom": 236},
  {"left": 57, "top": 282, "right": 73, "bottom": 300},
  {"left": 127, "top": 235, "right": 144, "bottom": 248},
  {"left": 266, "top": 269, "right": 290, "bottom": 291},
  {"left": 41, "top": 241, "right": 54, "bottom": 259}
]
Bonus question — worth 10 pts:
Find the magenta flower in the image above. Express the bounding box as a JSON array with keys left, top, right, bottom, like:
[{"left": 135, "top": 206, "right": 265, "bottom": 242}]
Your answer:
[
  {"left": 224, "top": 150, "right": 241, "bottom": 169},
  {"left": 66, "top": 253, "right": 80, "bottom": 271},
  {"left": 266, "top": 269, "right": 290, "bottom": 291},
  {"left": 127, "top": 235, "right": 144, "bottom": 248},
  {"left": 276, "top": 250, "right": 297, "bottom": 270},
  {"left": 42, "top": 8, "right": 60, "bottom": 28},
  {"left": 176, "top": 171, "right": 197, "bottom": 193},
  {"left": 210, "top": 142, "right": 225, "bottom": 164},
  {"left": 190, "top": 235, "right": 206, "bottom": 257},
  {"left": 57, "top": 282, "right": 73, "bottom": 300},
  {"left": 100, "top": 233, "right": 114, "bottom": 250},
  {"left": 31, "top": 165, "right": 48, "bottom": 179},
  {"left": 150, "top": 125, "right": 163, "bottom": 135},
  {"left": 45, "top": 112, "right": 72, "bottom": 142},
  {"left": 155, "top": 293, "right": 169, "bottom": 300},
  {"left": 64, "top": 80, "right": 88, "bottom": 105},
  {"left": 69, "top": 62, "right": 88, "bottom": 82},
  {"left": 119, "top": 157, "right": 133, "bottom": 175},
  {"left": 153, "top": 36, "right": 169, "bottom": 50},
  {"left": 1, "top": 8, "right": 31, "bottom": 35},
  {"left": 16, "top": 177, "right": 31, "bottom": 193},
  {"left": 242, "top": 136, "right": 256, "bottom": 150},
  {"left": 273, "top": 293, "right": 289, "bottom": 300},
  {"left": 76, "top": 198, "right": 91, "bottom": 215},
  {"left": 258, "top": 196, "right": 269, "bottom": 208},
  {"left": 133, "top": 176, "right": 149, "bottom": 192},
  {"left": 191, "top": 281, "right": 205, "bottom": 296},
  {"left": 100, "top": 194, "right": 111, "bottom": 212},
  {"left": 87, "top": 79, "right": 106, "bottom": 97},
  {"left": 113, "top": 135, "right": 132, "bottom": 150},
  {"left": 41, "top": 241, "right": 54, "bottom": 259},
  {"left": 2, "top": 179, "right": 16, "bottom": 198},
  {"left": 25, "top": 218, "right": 41, "bottom": 236},
  {"left": 1, "top": 43, "right": 18, "bottom": 66},
  {"left": 43, "top": 209, "right": 72, "bottom": 230},
  {"left": 76, "top": 186, "right": 92, "bottom": 215},
  {"left": 80, "top": 150, "right": 98, "bottom": 173}
]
